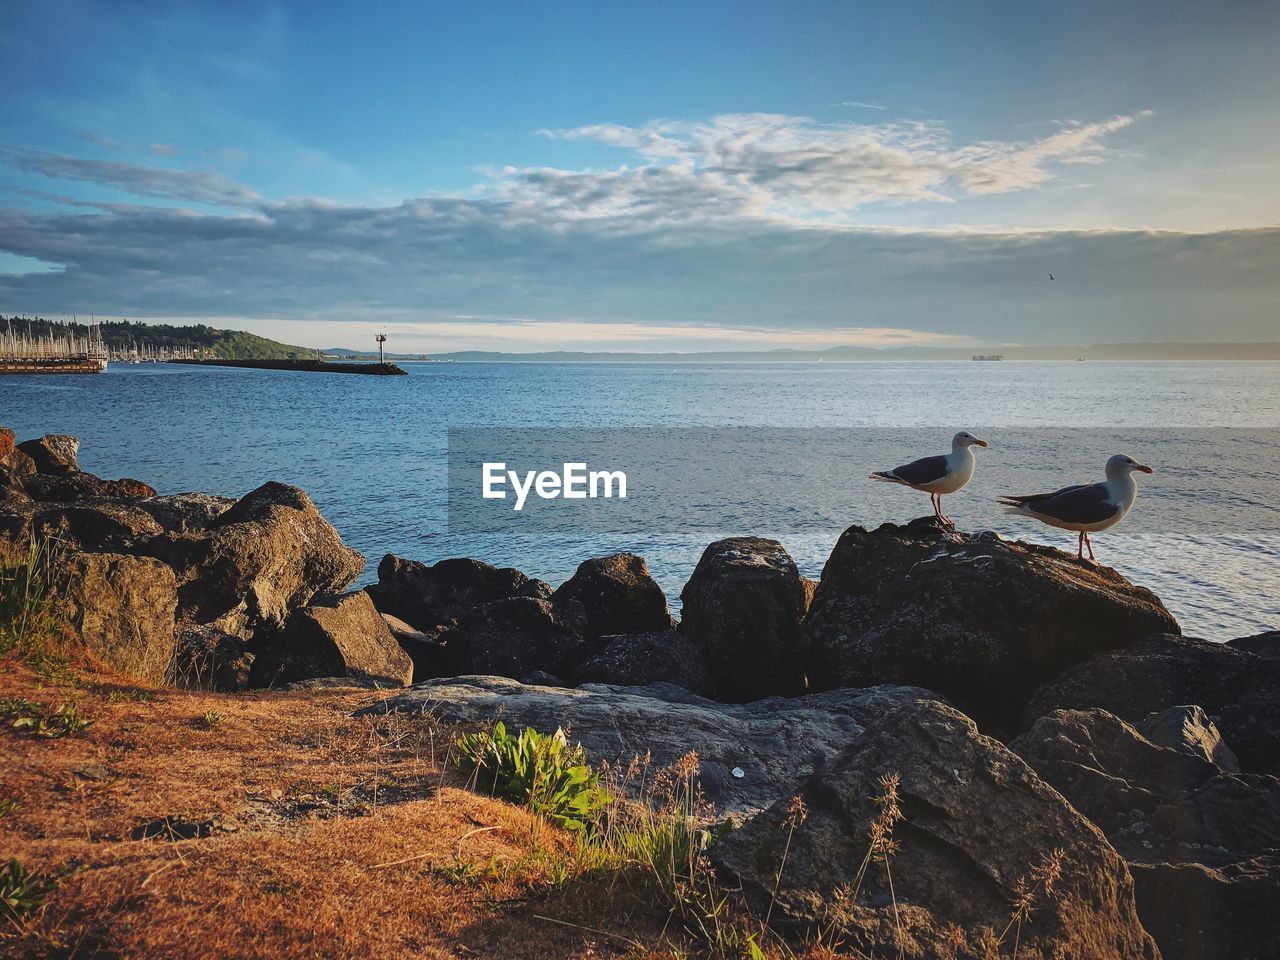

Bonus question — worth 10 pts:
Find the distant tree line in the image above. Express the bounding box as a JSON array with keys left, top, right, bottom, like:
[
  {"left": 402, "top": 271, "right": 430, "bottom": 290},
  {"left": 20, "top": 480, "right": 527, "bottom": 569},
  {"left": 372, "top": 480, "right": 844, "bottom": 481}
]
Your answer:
[{"left": 0, "top": 316, "right": 321, "bottom": 360}]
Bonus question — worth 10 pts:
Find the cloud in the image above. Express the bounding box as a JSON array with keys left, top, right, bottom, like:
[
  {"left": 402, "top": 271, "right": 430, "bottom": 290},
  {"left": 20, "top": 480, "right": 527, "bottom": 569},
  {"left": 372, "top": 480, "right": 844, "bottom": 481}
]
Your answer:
[
  {"left": 0, "top": 148, "right": 261, "bottom": 208},
  {"left": 77, "top": 132, "right": 119, "bottom": 151},
  {"left": 836, "top": 101, "right": 886, "bottom": 110},
  {"left": 148, "top": 144, "right": 179, "bottom": 157},
  {"left": 527, "top": 111, "right": 1149, "bottom": 225}
]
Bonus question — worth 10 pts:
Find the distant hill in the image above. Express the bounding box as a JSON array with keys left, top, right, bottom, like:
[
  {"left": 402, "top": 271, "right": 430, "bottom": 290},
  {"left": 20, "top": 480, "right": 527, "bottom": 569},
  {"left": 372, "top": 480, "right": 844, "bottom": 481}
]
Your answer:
[
  {"left": 322, "top": 347, "right": 435, "bottom": 360},
  {"left": 2, "top": 317, "right": 321, "bottom": 360}
]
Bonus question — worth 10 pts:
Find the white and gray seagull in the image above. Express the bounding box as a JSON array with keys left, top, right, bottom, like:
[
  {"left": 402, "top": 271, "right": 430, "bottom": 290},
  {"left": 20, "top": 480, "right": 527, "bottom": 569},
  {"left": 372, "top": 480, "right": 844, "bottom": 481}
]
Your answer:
[
  {"left": 999, "top": 454, "right": 1153, "bottom": 562},
  {"left": 869, "top": 431, "right": 989, "bottom": 524}
]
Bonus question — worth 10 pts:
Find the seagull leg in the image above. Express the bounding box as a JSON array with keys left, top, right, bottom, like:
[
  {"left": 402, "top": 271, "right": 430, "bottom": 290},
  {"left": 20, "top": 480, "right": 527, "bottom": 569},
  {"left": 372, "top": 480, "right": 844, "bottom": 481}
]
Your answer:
[
  {"left": 939, "top": 496, "right": 954, "bottom": 526},
  {"left": 1077, "top": 531, "right": 1085, "bottom": 559},
  {"left": 1084, "top": 532, "right": 1096, "bottom": 562}
]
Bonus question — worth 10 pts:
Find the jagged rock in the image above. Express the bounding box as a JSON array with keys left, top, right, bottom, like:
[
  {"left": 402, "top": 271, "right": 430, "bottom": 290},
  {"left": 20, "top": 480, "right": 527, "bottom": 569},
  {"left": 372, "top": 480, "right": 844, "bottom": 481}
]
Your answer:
[
  {"left": 380, "top": 612, "right": 448, "bottom": 682},
  {"left": 805, "top": 518, "right": 1180, "bottom": 733},
  {"left": 365, "top": 675, "right": 943, "bottom": 818},
  {"left": 444, "top": 597, "right": 587, "bottom": 681},
  {"left": 1024, "top": 633, "right": 1280, "bottom": 774},
  {"left": 136, "top": 492, "right": 236, "bottom": 533},
  {"left": 1130, "top": 857, "right": 1280, "bottom": 960},
  {"left": 365, "top": 554, "right": 543, "bottom": 633},
  {"left": 0, "top": 427, "right": 13, "bottom": 459},
  {"left": 147, "top": 481, "right": 364, "bottom": 639},
  {"left": 679, "top": 537, "right": 811, "bottom": 701},
  {"left": 52, "top": 551, "right": 177, "bottom": 684},
  {"left": 18, "top": 434, "right": 80, "bottom": 475},
  {"left": 713, "top": 697, "right": 1158, "bottom": 960},
  {"left": 252, "top": 591, "right": 411, "bottom": 688},
  {"left": 0, "top": 448, "right": 36, "bottom": 502},
  {"left": 1012, "top": 705, "right": 1280, "bottom": 960},
  {"left": 1227, "top": 630, "right": 1280, "bottom": 659},
  {"left": 551, "top": 553, "right": 675, "bottom": 640},
  {"left": 173, "top": 625, "right": 254, "bottom": 692},
  {"left": 571, "top": 629, "right": 717, "bottom": 697},
  {"left": 23, "top": 473, "right": 157, "bottom": 503}
]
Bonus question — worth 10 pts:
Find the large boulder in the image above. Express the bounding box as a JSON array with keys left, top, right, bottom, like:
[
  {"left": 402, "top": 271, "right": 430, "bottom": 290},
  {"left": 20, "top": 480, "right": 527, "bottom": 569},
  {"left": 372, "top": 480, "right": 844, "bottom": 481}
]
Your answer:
[
  {"left": 1012, "top": 706, "right": 1280, "bottom": 960},
  {"left": 1024, "top": 633, "right": 1280, "bottom": 774},
  {"left": 380, "top": 612, "right": 449, "bottom": 683},
  {"left": 0, "top": 448, "right": 36, "bottom": 503},
  {"left": 0, "top": 427, "right": 13, "bottom": 459},
  {"left": 713, "top": 698, "right": 1158, "bottom": 960},
  {"left": 444, "top": 597, "right": 587, "bottom": 682},
  {"left": 136, "top": 492, "right": 235, "bottom": 533},
  {"left": 53, "top": 551, "right": 177, "bottom": 684},
  {"left": 365, "top": 554, "right": 547, "bottom": 633},
  {"left": 364, "top": 675, "right": 941, "bottom": 818},
  {"left": 252, "top": 591, "right": 411, "bottom": 688},
  {"left": 1, "top": 501, "right": 165, "bottom": 553},
  {"left": 679, "top": 537, "right": 811, "bottom": 701},
  {"left": 147, "top": 482, "right": 364, "bottom": 639},
  {"left": 571, "top": 629, "right": 717, "bottom": 697},
  {"left": 551, "top": 553, "right": 674, "bottom": 641},
  {"left": 805, "top": 519, "right": 1179, "bottom": 732},
  {"left": 17, "top": 434, "right": 80, "bottom": 475}
]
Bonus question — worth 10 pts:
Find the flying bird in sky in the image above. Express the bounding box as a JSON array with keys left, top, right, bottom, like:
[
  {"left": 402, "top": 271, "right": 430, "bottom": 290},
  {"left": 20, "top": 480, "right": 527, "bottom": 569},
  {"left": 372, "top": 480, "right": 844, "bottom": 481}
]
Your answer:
[
  {"left": 870, "top": 431, "right": 988, "bottom": 524},
  {"left": 1049, "top": 273, "right": 1055, "bottom": 280},
  {"left": 999, "top": 454, "right": 1153, "bottom": 561}
]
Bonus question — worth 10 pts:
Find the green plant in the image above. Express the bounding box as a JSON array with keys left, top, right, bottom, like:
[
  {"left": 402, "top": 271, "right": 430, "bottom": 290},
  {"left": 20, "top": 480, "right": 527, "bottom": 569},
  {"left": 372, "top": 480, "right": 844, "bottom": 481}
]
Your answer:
[
  {"left": 2, "top": 698, "right": 94, "bottom": 738},
  {"left": 0, "top": 795, "right": 19, "bottom": 817},
  {"left": 199, "top": 709, "right": 226, "bottom": 729},
  {"left": 0, "top": 858, "right": 58, "bottom": 919},
  {"left": 455, "top": 722, "right": 611, "bottom": 833}
]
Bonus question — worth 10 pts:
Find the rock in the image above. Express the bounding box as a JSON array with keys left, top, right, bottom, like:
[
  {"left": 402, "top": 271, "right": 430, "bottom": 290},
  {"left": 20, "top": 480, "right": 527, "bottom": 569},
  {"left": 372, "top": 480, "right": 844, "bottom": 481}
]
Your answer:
[
  {"left": 252, "top": 591, "right": 411, "bottom": 688},
  {"left": 1011, "top": 705, "right": 1280, "bottom": 960},
  {"left": 679, "top": 537, "right": 811, "bottom": 701},
  {"left": 1138, "top": 704, "right": 1240, "bottom": 772},
  {"left": 0, "top": 449, "right": 36, "bottom": 502},
  {"left": 1130, "top": 857, "right": 1280, "bottom": 960},
  {"left": 1009, "top": 708, "right": 1240, "bottom": 842},
  {"left": 366, "top": 675, "right": 942, "bottom": 818},
  {"left": 148, "top": 482, "right": 364, "bottom": 639},
  {"left": 444, "top": 597, "right": 587, "bottom": 681},
  {"left": 551, "top": 553, "right": 675, "bottom": 641},
  {"left": 713, "top": 697, "right": 1157, "bottom": 960},
  {"left": 136, "top": 492, "right": 236, "bottom": 533},
  {"left": 805, "top": 519, "right": 1180, "bottom": 733},
  {"left": 52, "top": 551, "right": 177, "bottom": 684},
  {"left": 23, "top": 473, "right": 157, "bottom": 503},
  {"left": 379, "top": 612, "right": 448, "bottom": 682},
  {"left": 571, "top": 629, "right": 717, "bottom": 697},
  {"left": 18, "top": 434, "right": 80, "bottom": 474},
  {"left": 173, "top": 625, "right": 255, "bottom": 692},
  {"left": 1227, "top": 630, "right": 1280, "bottom": 659},
  {"left": 0, "top": 427, "right": 13, "bottom": 459},
  {"left": 1024, "top": 633, "right": 1280, "bottom": 774},
  {"left": 1, "top": 501, "right": 165, "bottom": 553},
  {"left": 365, "top": 554, "right": 543, "bottom": 633}
]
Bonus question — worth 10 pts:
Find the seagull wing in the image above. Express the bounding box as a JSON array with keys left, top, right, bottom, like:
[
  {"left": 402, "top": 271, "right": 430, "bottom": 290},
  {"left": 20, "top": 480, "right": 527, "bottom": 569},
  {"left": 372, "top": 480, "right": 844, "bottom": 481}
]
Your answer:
[
  {"left": 884, "top": 454, "right": 949, "bottom": 486},
  {"left": 1000, "top": 482, "right": 1117, "bottom": 524}
]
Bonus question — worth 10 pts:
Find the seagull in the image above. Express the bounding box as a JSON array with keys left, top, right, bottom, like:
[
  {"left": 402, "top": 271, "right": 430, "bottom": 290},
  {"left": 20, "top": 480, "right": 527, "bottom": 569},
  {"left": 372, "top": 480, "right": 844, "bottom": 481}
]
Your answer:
[
  {"left": 999, "top": 454, "right": 1153, "bottom": 562},
  {"left": 870, "top": 431, "right": 989, "bottom": 524},
  {"left": 1049, "top": 273, "right": 1055, "bottom": 280}
]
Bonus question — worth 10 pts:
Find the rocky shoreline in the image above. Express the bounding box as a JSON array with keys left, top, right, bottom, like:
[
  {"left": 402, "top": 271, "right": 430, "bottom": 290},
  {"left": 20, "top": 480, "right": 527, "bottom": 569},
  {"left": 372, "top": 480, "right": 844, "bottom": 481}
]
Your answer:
[{"left": 2, "top": 426, "right": 1278, "bottom": 959}]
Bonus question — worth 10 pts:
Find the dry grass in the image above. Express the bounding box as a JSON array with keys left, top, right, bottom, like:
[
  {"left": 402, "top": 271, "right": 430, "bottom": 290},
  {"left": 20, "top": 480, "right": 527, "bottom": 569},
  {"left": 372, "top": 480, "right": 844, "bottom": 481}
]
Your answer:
[{"left": 0, "top": 660, "right": 689, "bottom": 959}]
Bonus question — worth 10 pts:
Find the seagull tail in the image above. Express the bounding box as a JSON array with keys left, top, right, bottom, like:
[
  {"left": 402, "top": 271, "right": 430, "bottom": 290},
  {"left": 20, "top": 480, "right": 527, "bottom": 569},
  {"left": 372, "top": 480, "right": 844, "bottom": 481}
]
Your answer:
[
  {"left": 869, "top": 471, "right": 906, "bottom": 484},
  {"left": 998, "top": 496, "right": 1030, "bottom": 515}
]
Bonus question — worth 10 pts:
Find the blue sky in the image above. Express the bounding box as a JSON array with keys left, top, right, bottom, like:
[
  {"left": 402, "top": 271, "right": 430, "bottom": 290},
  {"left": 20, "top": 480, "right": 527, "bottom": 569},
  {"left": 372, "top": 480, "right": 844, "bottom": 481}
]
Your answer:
[{"left": 1, "top": 0, "right": 1278, "bottom": 351}]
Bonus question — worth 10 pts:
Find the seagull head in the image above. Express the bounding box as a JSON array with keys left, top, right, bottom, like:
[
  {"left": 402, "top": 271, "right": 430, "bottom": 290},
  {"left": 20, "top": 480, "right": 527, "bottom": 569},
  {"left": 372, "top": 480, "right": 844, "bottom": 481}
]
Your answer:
[
  {"left": 1106, "top": 454, "right": 1154, "bottom": 478},
  {"left": 953, "top": 431, "right": 989, "bottom": 449}
]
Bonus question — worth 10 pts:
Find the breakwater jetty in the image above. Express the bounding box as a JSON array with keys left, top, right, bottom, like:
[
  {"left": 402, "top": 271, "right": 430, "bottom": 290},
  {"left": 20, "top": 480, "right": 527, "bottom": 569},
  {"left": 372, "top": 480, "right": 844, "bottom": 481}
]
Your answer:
[{"left": 168, "top": 358, "right": 408, "bottom": 375}]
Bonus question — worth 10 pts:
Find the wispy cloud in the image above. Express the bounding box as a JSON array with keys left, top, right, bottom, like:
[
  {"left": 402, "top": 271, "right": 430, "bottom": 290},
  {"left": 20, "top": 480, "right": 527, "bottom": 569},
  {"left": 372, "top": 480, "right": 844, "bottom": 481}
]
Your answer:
[
  {"left": 0, "top": 148, "right": 261, "bottom": 208},
  {"left": 148, "top": 144, "right": 179, "bottom": 157},
  {"left": 835, "top": 100, "right": 886, "bottom": 110},
  {"left": 77, "top": 132, "right": 119, "bottom": 151}
]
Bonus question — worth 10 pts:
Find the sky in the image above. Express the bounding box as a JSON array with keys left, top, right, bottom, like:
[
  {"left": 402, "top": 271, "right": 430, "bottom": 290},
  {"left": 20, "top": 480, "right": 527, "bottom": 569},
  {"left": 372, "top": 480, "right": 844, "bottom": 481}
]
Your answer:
[{"left": 1, "top": 0, "right": 1278, "bottom": 353}]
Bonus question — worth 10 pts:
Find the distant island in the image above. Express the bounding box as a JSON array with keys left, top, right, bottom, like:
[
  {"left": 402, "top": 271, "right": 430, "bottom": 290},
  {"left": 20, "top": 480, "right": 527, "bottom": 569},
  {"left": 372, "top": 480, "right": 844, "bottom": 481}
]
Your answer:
[{"left": 2, "top": 316, "right": 322, "bottom": 361}]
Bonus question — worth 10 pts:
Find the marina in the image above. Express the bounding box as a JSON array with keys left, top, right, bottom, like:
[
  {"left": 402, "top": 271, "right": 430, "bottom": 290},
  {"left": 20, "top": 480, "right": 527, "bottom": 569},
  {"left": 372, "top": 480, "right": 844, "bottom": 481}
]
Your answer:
[{"left": 1, "top": 317, "right": 109, "bottom": 374}]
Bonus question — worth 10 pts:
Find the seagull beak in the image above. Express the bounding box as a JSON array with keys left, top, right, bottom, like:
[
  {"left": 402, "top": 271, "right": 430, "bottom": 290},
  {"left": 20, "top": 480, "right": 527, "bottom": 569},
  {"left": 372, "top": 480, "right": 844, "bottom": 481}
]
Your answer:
[
  {"left": 974, "top": 439, "right": 989, "bottom": 447},
  {"left": 1135, "top": 463, "right": 1153, "bottom": 474}
]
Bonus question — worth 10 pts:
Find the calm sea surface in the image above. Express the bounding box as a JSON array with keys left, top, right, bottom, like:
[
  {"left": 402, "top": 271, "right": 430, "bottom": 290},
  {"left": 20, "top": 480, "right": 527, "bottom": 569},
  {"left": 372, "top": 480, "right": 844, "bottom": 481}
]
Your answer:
[{"left": 3, "top": 361, "right": 1277, "bottom": 639}]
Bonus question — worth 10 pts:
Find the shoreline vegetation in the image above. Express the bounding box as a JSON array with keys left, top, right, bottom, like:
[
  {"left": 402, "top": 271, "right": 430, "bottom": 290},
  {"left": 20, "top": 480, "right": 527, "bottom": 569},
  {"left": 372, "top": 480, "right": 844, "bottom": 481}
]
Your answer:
[{"left": 2, "top": 426, "right": 1278, "bottom": 959}]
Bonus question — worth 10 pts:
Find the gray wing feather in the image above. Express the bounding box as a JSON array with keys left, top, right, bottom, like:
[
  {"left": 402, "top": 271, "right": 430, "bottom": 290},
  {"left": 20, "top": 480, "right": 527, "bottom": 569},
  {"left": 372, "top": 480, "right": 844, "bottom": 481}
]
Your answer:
[
  {"left": 1006, "top": 482, "right": 1117, "bottom": 524},
  {"left": 889, "top": 455, "right": 949, "bottom": 485}
]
